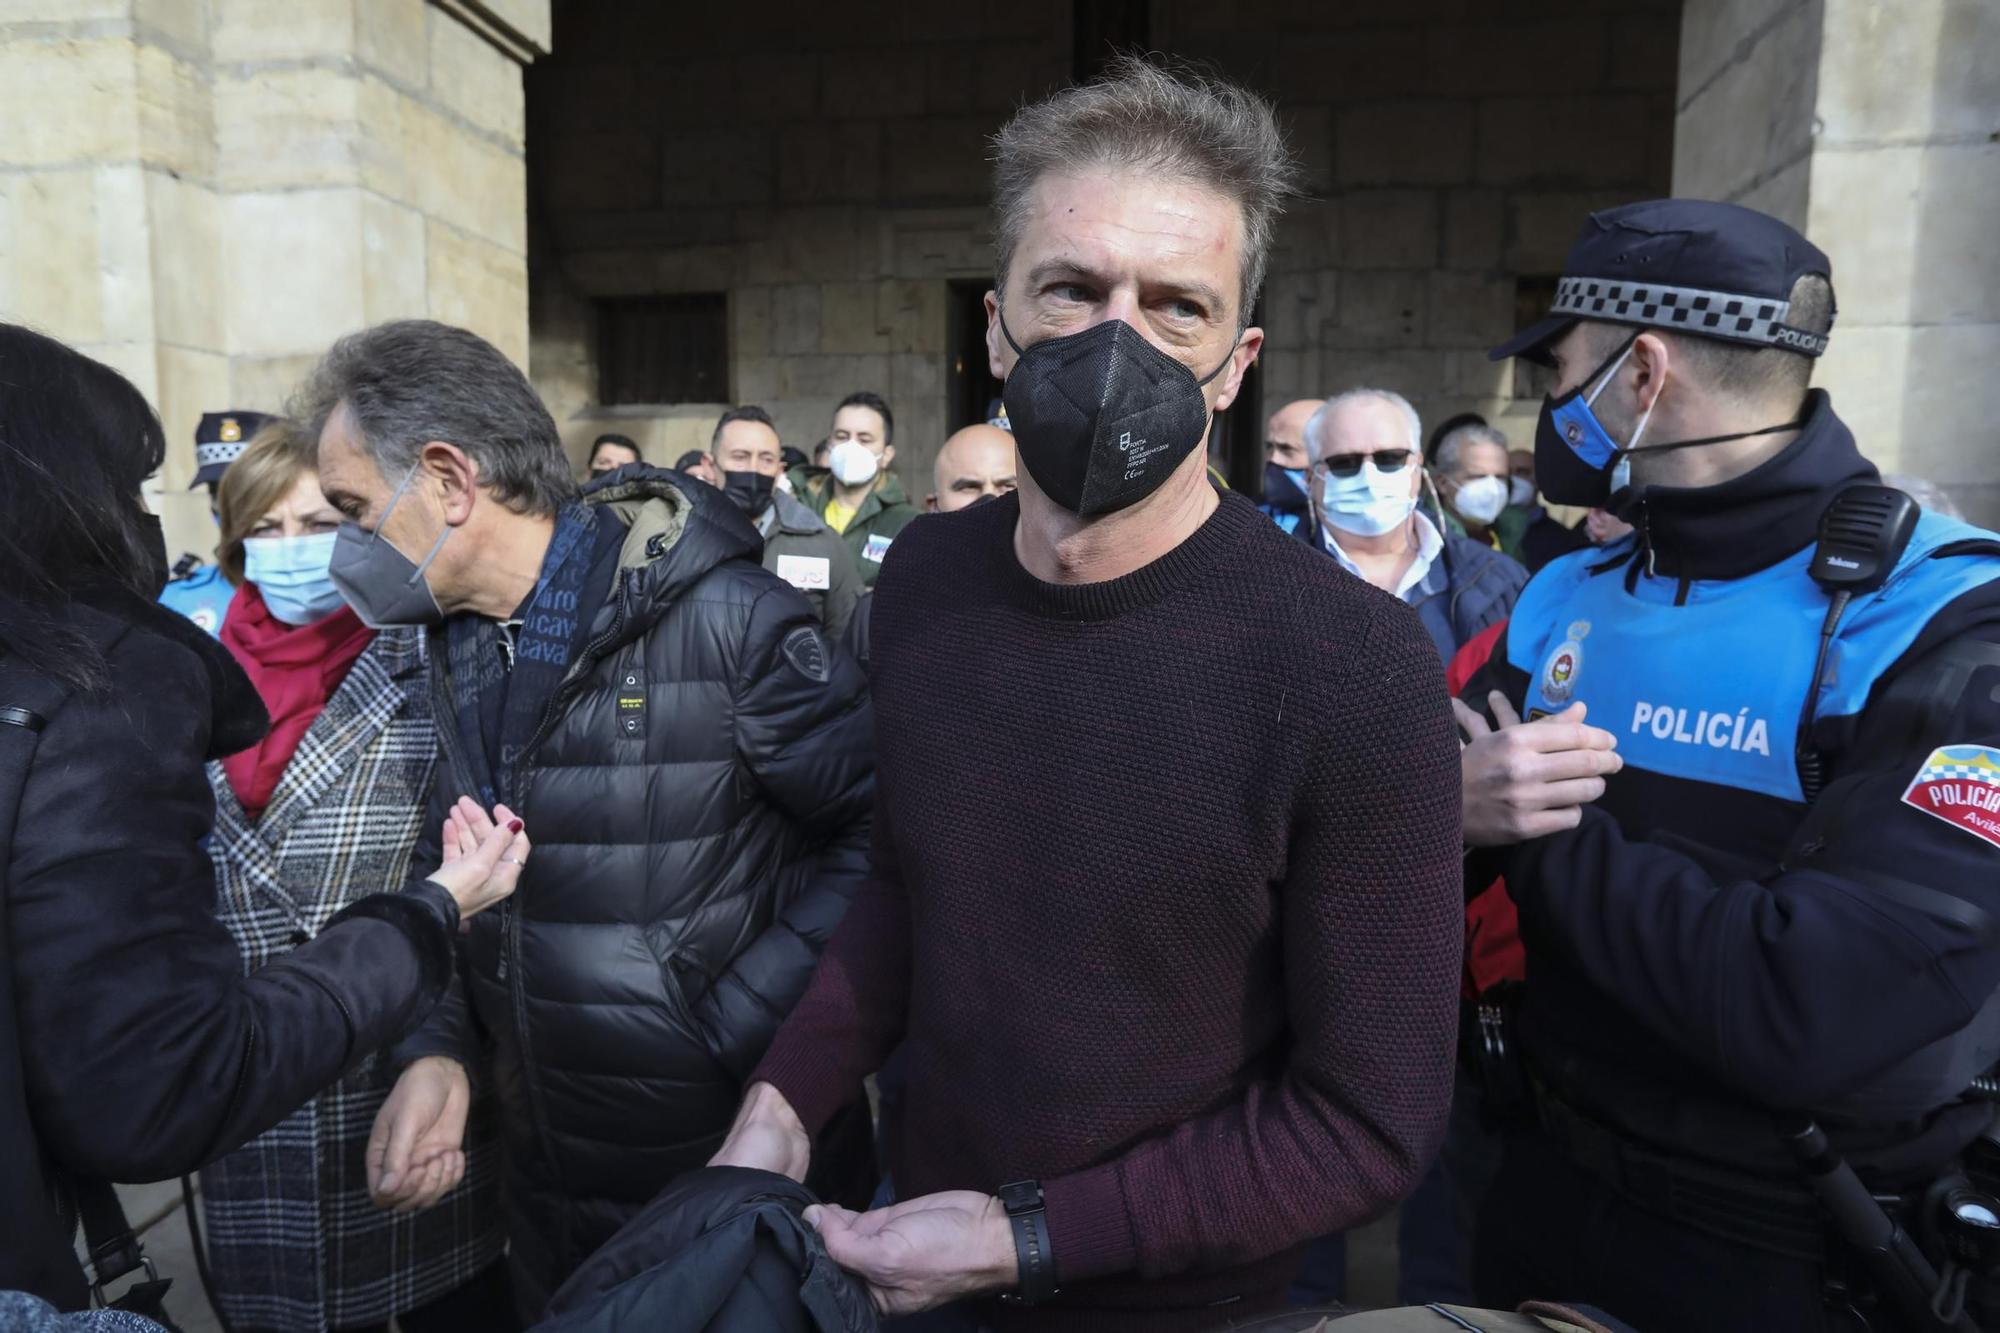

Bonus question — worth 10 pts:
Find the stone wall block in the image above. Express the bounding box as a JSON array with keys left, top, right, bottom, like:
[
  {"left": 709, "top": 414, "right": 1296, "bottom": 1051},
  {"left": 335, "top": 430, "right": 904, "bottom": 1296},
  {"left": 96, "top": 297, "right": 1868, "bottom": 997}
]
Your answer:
[
  {"left": 733, "top": 283, "right": 773, "bottom": 359},
  {"left": 1674, "top": 0, "right": 1804, "bottom": 96},
  {"left": 92, "top": 166, "right": 156, "bottom": 345},
  {"left": 1804, "top": 146, "right": 1920, "bottom": 326},
  {"left": 777, "top": 351, "right": 892, "bottom": 399},
  {"left": 1320, "top": 347, "right": 1444, "bottom": 403},
  {"left": 1503, "top": 190, "right": 1631, "bottom": 272},
  {"left": 0, "top": 39, "right": 142, "bottom": 168},
  {"left": 880, "top": 278, "right": 945, "bottom": 355},
  {"left": 1815, "top": 0, "right": 1997, "bottom": 143},
  {"left": 882, "top": 117, "right": 993, "bottom": 204},
  {"left": 356, "top": 0, "right": 430, "bottom": 90},
  {"left": 1442, "top": 348, "right": 1513, "bottom": 399},
  {"left": 924, "top": 47, "right": 975, "bottom": 114},
  {"left": 771, "top": 282, "right": 823, "bottom": 356},
  {"left": 146, "top": 172, "right": 224, "bottom": 351},
  {"left": 1334, "top": 101, "right": 1474, "bottom": 187},
  {"left": 664, "top": 127, "right": 774, "bottom": 207},
  {"left": 135, "top": 43, "right": 215, "bottom": 182},
  {"left": 886, "top": 211, "right": 991, "bottom": 280},
  {"left": 427, "top": 219, "right": 529, "bottom": 364},
  {"left": 1338, "top": 190, "right": 1438, "bottom": 270},
  {"left": 1669, "top": 0, "right": 1819, "bottom": 202},
  {"left": 428, "top": 7, "right": 526, "bottom": 147},
  {"left": 1478, "top": 94, "right": 1660, "bottom": 187},
  {"left": 777, "top": 121, "right": 882, "bottom": 205},
  {"left": 1899, "top": 324, "right": 2000, "bottom": 502},
  {"left": 152, "top": 344, "right": 232, "bottom": 496},
  {"left": 734, "top": 353, "right": 781, "bottom": 404},
  {"left": 1266, "top": 206, "right": 1331, "bottom": 277},
  {"left": 537, "top": 130, "right": 658, "bottom": 213},
  {"left": 734, "top": 51, "right": 820, "bottom": 125},
  {"left": 1325, "top": 270, "right": 1426, "bottom": 350},
  {"left": 225, "top": 189, "right": 365, "bottom": 356},
  {"left": 820, "top": 280, "right": 890, "bottom": 355},
  {"left": 0, "top": 170, "right": 105, "bottom": 342},
  {"left": 212, "top": 0, "right": 355, "bottom": 63},
  {"left": 1426, "top": 271, "right": 1514, "bottom": 348},
  {"left": 820, "top": 48, "right": 926, "bottom": 120},
  {"left": 1423, "top": 19, "right": 1605, "bottom": 96},
  {"left": 1907, "top": 142, "right": 2000, "bottom": 325},
  {"left": 227, "top": 354, "right": 320, "bottom": 419},
  {"left": 1811, "top": 326, "right": 1910, "bottom": 467},
  {"left": 361, "top": 191, "right": 428, "bottom": 324},
  {"left": 1268, "top": 27, "right": 1427, "bottom": 104},
  {"left": 215, "top": 65, "right": 361, "bottom": 193},
  {"left": 402, "top": 97, "right": 527, "bottom": 253},
  {"left": 1282, "top": 105, "right": 1334, "bottom": 197},
  {"left": 1606, "top": 8, "right": 1684, "bottom": 91},
  {"left": 1443, "top": 187, "right": 1503, "bottom": 269}
]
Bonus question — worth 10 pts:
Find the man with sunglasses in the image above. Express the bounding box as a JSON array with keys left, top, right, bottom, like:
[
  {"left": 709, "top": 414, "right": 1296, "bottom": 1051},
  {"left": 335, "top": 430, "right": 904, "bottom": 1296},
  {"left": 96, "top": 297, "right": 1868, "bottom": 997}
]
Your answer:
[
  {"left": 1304, "top": 388, "right": 1525, "bottom": 667},
  {"left": 1456, "top": 199, "right": 2000, "bottom": 1330}
]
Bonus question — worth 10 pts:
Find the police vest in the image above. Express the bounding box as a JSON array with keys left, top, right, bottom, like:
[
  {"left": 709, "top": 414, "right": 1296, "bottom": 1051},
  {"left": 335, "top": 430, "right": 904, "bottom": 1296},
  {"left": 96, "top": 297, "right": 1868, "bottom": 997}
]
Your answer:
[
  {"left": 1507, "top": 509, "right": 2000, "bottom": 1119},
  {"left": 157, "top": 563, "right": 235, "bottom": 640},
  {"left": 1511, "top": 510, "right": 2000, "bottom": 804}
]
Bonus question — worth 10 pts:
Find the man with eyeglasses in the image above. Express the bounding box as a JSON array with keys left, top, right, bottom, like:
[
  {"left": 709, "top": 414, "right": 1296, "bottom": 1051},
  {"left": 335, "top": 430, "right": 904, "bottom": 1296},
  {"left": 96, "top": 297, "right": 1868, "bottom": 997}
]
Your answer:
[{"left": 1305, "top": 388, "right": 1525, "bottom": 664}]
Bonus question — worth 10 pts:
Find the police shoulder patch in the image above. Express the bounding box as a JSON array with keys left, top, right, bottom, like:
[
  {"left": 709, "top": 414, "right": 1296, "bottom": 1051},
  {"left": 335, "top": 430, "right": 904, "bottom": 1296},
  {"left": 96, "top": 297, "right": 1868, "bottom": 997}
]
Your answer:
[
  {"left": 782, "top": 624, "right": 830, "bottom": 683},
  {"left": 1901, "top": 744, "right": 2000, "bottom": 850}
]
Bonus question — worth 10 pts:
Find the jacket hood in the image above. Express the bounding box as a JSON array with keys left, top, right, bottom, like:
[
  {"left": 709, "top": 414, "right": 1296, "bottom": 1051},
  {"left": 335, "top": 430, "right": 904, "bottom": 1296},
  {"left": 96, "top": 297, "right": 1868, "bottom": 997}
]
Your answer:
[
  {"left": 78, "top": 580, "right": 270, "bottom": 758},
  {"left": 771, "top": 489, "right": 831, "bottom": 537},
  {"left": 580, "top": 466, "right": 763, "bottom": 623}
]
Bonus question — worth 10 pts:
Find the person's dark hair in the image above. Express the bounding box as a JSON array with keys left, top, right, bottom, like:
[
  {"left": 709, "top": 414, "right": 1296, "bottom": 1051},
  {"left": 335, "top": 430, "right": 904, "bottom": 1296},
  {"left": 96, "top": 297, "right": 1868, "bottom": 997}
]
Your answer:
[
  {"left": 834, "top": 391, "right": 894, "bottom": 446},
  {"left": 711, "top": 404, "right": 776, "bottom": 450},
  {"left": 674, "top": 449, "right": 708, "bottom": 472},
  {"left": 812, "top": 438, "right": 830, "bottom": 465},
  {"left": 1581, "top": 273, "right": 1835, "bottom": 406},
  {"left": 0, "top": 324, "right": 171, "bottom": 693},
  {"left": 990, "top": 53, "right": 1302, "bottom": 325},
  {"left": 1425, "top": 411, "right": 1487, "bottom": 464},
  {"left": 780, "top": 445, "right": 809, "bottom": 471},
  {"left": 590, "top": 432, "right": 642, "bottom": 464},
  {"left": 294, "top": 319, "right": 576, "bottom": 517}
]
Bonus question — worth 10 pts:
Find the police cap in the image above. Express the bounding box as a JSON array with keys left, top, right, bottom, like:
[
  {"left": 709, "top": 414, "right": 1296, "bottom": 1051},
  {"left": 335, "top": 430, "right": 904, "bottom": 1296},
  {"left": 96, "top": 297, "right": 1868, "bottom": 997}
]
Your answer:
[
  {"left": 1490, "top": 198, "right": 1834, "bottom": 365},
  {"left": 191, "top": 409, "right": 276, "bottom": 488}
]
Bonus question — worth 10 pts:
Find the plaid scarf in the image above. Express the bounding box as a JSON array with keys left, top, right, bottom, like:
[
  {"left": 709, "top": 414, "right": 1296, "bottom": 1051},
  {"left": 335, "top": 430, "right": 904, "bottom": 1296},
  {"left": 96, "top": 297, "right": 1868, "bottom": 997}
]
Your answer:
[{"left": 446, "top": 502, "right": 614, "bottom": 807}]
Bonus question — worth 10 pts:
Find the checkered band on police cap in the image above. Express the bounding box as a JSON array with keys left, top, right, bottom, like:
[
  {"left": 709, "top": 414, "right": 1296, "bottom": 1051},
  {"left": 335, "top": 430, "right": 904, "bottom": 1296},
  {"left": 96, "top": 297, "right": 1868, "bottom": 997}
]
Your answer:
[{"left": 1550, "top": 277, "right": 1828, "bottom": 357}]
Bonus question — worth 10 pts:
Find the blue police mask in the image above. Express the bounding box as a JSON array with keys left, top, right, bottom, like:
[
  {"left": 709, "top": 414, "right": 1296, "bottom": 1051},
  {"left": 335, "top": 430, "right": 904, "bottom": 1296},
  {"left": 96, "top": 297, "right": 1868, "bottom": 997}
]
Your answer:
[
  {"left": 244, "top": 531, "right": 345, "bottom": 625},
  {"left": 1533, "top": 333, "right": 1656, "bottom": 508}
]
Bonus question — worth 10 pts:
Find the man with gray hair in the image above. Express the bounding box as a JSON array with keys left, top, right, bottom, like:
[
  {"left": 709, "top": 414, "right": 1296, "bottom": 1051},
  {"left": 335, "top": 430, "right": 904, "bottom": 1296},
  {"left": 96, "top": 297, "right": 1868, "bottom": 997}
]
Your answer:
[
  {"left": 305, "top": 319, "right": 877, "bottom": 1316},
  {"left": 1305, "top": 389, "right": 1525, "bottom": 664},
  {"left": 1431, "top": 419, "right": 1526, "bottom": 554},
  {"left": 711, "top": 57, "right": 1463, "bottom": 1328}
]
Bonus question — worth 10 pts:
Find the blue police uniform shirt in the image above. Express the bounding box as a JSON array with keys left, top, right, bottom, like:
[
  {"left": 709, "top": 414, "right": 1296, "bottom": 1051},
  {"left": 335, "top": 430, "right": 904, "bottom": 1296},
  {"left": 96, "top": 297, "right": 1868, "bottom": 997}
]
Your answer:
[
  {"left": 1508, "top": 509, "right": 2000, "bottom": 805},
  {"left": 157, "top": 563, "right": 235, "bottom": 639}
]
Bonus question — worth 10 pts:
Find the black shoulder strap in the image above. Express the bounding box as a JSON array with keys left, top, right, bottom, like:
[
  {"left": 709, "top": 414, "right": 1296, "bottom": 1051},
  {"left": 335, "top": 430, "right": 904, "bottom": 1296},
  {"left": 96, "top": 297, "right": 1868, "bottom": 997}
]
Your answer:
[{"left": 0, "top": 654, "right": 180, "bottom": 1325}]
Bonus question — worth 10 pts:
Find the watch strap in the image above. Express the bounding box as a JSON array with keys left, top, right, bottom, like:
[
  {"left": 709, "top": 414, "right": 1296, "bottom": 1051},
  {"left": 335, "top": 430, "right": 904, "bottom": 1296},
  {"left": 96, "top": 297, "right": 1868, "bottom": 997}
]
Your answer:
[{"left": 996, "top": 1180, "right": 1059, "bottom": 1305}]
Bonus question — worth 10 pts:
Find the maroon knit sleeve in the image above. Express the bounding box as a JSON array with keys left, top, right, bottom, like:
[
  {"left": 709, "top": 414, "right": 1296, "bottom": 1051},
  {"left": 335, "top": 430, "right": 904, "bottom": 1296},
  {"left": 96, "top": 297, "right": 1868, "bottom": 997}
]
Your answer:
[
  {"left": 1040, "top": 599, "right": 1464, "bottom": 1281},
  {"left": 749, "top": 789, "right": 913, "bottom": 1135}
]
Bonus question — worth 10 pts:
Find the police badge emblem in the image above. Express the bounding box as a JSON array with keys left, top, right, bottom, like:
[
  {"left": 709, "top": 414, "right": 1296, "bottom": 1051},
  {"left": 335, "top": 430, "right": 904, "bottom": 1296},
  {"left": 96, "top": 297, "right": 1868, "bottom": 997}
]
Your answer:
[{"left": 1540, "top": 620, "right": 1590, "bottom": 705}]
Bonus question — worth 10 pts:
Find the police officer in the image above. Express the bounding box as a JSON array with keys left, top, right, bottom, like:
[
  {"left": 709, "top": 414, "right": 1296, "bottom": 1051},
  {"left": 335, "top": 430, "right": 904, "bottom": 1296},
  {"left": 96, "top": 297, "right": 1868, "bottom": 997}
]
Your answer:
[
  {"left": 1457, "top": 199, "right": 2000, "bottom": 1330},
  {"left": 158, "top": 409, "right": 270, "bottom": 636}
]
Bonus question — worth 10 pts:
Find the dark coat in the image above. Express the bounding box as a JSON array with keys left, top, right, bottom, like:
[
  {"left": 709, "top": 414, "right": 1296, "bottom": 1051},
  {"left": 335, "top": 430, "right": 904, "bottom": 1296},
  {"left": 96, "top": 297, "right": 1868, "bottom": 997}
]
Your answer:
[
  {"left": 0, "top": 589, "right": 460, "bottom": 1309},
  {"left": 396, "top": 469, "right": 875, "bottom": 1311},
  {"left": 760, "top": 490, "right": 865, "bottom": 642},
  {"left": 533, "top": 1167, "right": 876, "bottom": 1333},
  {"left": 1409, "top": 535, "right": 1529, "bottom": 664}
]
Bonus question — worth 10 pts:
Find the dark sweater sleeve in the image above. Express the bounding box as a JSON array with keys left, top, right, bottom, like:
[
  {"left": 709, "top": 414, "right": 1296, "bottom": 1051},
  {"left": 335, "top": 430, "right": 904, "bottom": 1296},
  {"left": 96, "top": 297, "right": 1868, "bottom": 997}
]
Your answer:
[
  {"left": 749, "top": 785, "right": 911, "bottom": 1134},
  {"left": 1040, "top": 601, "right": 1465, "bottom": 1281},
  {"left": 10, "top": 639, "right": 458, "bottom": 1182}
]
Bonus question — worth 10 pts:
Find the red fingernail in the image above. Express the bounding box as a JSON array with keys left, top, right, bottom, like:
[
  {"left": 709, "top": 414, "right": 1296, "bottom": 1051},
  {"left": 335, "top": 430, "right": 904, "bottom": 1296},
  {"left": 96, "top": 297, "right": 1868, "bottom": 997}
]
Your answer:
[{"left": 507, "top": 820, "right": 523, "bottom": 834}]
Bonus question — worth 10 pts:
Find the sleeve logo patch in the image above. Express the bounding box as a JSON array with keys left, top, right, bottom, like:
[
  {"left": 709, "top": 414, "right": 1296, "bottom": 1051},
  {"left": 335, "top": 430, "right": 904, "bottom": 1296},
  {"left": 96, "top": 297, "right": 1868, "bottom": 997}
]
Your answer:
[
  {"left": 781, "top": 625, "right": 831, "bottom": 683},
  {"left": 862, "top": 533, "right": 894, "bottom": 564},
  {"left": 1902, "top": 744, "right": 2000, "bottom": 850}
]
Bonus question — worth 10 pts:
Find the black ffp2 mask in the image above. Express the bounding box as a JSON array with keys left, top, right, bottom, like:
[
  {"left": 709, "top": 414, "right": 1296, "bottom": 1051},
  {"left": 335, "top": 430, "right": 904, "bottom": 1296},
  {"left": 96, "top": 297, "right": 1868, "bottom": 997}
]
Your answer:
[
  {"left": 1000, "top": 314, "right": 1234, "bottom": 516},
  {"left": 722, "top": 470, "right": 775, "bottom": 519}
]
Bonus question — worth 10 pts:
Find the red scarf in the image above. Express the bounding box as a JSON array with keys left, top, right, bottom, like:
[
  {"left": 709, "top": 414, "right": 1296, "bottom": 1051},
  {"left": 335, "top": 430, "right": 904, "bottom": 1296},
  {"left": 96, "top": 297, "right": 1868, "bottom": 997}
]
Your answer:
[{"left": 219, "top": 584, "right": 375, "bottom": 820}]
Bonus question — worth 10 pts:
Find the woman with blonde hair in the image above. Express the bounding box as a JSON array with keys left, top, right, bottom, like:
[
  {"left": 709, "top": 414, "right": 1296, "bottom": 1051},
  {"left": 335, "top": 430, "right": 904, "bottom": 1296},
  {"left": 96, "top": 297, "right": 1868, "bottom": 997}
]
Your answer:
[{"left": 199, "top": 419, "right": 513, "bottom": 1332}]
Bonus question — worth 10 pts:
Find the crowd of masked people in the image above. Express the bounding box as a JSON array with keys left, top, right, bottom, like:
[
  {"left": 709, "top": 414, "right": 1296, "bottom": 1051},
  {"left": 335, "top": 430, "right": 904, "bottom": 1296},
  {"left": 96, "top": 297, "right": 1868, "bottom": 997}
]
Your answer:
[{"left": 7, "top": 54, "right": 2000, "bottom": 1333}]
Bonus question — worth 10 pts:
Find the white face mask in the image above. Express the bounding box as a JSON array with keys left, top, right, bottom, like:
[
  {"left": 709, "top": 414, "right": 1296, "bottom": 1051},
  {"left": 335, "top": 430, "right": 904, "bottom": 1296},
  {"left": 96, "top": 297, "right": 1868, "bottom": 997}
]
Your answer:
[
  {"left": 1508, "top": 475, "right": 1537, "bottom": 508},
  {"left": 1451, "top": 473, "right": 1510, "bottom": 526},
  {"left": 829, "top": 439, "right": 880, "bottom": 487},
  {"left": 1317, "top": 460, "right": 1418, "bottom": 537}
]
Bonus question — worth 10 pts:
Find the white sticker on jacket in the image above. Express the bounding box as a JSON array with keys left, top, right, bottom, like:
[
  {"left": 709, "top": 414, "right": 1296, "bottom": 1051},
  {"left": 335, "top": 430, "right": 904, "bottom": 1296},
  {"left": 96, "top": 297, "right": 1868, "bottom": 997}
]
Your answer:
[
  {"left": 776, "top": 553, "right": 831, "bottom": 591},
  {"left": 863, "top": 533, "right": 894, "bottom": 564}
]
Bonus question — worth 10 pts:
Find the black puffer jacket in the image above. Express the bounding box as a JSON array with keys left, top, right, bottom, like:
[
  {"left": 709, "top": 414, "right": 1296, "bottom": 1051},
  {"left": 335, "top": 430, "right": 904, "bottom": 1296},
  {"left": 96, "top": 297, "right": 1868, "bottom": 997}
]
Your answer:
[
  {"left": 1, "top": 589, "right": 459, "bottom": 1308},
  {"left": 397, "top": 469, "right": 875, "bottom": 1311}
]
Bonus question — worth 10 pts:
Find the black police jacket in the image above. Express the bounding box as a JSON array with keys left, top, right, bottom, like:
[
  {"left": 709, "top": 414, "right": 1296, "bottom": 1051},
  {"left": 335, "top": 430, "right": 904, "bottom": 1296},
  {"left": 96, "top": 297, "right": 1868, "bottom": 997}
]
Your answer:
[
  {"left": 0, "top": 587, "right": 460, "bottom": 1307},
  {"left": 391, "top": 469, "right": 876, "bottom": 1308},
  {"left": 1461, "top": 393, "right": 2000, "bottom": 1182},
  {"left": 533, "top": 1167, "right": 876, "bottom": 1333}
]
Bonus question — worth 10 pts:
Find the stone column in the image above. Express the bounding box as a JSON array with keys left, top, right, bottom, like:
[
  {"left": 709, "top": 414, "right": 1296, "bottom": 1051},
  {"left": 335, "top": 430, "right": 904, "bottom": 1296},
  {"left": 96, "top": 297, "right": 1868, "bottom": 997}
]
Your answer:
[
  {"left": 0, "top": 0, "right": 550, "bottom": 565},
  {"left": 1674, "top": 0, "right": 1999, "bottom": 525}
]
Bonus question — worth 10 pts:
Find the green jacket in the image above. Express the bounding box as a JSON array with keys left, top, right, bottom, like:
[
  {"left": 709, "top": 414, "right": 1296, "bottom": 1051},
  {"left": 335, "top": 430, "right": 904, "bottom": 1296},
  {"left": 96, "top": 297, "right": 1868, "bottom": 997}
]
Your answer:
[
  {"left": 790, "top": 467, "right": 920, "bottom": 587},
  {"left": 758, "top": 490, "right": 865, "bottom": 641}
]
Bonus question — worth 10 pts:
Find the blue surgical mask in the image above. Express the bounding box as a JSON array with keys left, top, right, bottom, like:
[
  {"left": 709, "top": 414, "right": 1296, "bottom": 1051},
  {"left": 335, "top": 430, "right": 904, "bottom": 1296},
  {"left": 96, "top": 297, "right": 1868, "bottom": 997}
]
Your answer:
[
  {"left": 1316, "top": 460, "right": 1418, "bottom": 538},
  {"left": 244, "top": 531, "right": 346, "bottom": 625}
]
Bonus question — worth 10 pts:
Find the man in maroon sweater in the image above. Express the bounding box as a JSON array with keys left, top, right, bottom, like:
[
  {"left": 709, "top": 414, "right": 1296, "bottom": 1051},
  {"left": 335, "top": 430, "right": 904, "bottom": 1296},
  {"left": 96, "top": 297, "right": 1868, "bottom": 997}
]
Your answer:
[{"left": 711, "top": 56, "right": 1465, "bottom": 1330}]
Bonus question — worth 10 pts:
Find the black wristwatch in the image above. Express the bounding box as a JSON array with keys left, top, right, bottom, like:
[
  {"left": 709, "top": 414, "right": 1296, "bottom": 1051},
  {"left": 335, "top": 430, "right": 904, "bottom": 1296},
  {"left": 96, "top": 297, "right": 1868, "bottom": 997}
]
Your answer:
[{"left": 996, "top": 1180, "right": 1060, "bottom": 1306}]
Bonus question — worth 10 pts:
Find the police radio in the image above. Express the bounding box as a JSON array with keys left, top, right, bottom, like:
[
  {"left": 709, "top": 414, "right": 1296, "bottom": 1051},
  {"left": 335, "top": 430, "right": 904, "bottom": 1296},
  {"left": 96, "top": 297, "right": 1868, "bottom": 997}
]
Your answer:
[{"left": 1796, "top": 484, "right": 1922, "bottom": 800}]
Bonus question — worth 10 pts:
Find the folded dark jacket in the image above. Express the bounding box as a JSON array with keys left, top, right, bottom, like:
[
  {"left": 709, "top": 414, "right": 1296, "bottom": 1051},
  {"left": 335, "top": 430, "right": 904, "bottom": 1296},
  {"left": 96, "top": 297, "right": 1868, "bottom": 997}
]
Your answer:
[{"left": 532, "top": 1167, "right": 877, "bottom": 1333}]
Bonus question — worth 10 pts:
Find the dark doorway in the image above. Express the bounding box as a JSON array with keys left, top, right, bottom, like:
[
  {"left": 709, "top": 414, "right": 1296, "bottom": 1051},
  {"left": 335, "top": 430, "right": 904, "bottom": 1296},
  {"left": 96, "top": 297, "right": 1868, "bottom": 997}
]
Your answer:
[
  {"left": 947, "top": 280, "right": 1005, "bottom": 434},
  {"left": 1213, "top": 295, "right": 1266, "bottom": 499}
]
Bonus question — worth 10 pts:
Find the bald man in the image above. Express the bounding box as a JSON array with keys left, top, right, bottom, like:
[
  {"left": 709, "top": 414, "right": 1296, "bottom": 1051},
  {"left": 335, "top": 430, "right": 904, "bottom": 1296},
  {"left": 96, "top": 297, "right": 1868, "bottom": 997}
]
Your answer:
[
  {"left": 926, "top": 423, "right": 1017, "bottom": 513},
  {"left": 1260, "top": 397, "right": 1324, "bottom": 538}
]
